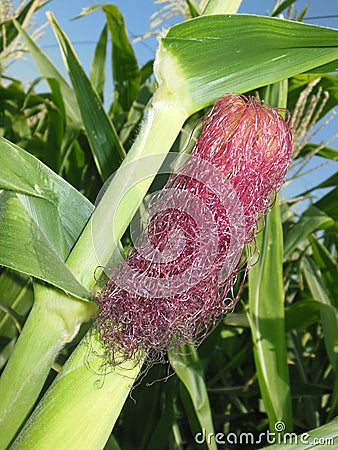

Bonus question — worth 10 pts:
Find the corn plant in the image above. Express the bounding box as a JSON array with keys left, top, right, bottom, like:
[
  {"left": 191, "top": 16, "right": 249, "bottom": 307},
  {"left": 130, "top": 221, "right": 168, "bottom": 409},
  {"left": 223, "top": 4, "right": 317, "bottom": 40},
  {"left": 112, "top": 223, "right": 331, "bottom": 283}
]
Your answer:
[{"left": 0, "top": 0, "right": 337, "bottom": 448}]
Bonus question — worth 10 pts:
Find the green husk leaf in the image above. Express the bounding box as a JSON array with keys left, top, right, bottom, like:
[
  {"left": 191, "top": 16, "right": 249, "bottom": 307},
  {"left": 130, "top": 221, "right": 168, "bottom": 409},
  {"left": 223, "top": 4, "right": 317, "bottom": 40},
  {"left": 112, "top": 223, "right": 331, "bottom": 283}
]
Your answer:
[
  {"left": 0, "top": 284, "right": 95, "bottom": 449},
  {"left": 11, "top": 333, "right": 141, "bottom": 450}
]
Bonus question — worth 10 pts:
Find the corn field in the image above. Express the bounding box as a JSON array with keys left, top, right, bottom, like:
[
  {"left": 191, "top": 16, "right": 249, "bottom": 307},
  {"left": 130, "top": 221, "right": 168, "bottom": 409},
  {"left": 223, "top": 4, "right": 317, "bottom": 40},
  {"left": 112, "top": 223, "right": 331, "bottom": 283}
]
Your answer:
[{"left": 0, "top": 1, "right": 337, "bottom": 449}]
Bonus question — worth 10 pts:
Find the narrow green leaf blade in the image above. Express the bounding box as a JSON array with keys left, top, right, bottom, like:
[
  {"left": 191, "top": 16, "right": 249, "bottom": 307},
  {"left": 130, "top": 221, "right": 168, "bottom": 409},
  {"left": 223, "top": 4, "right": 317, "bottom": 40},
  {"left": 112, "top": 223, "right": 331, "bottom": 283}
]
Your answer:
[
  {"left": 170, "top": 346, "right": 217, "bottom": 450},
  {"left": 0, "top": 0, "right": 48, "bottom": 50},
  {"left": 272, "top": 0, "right": 297, "bottom": 17},
  {"left": 302, "top": 255, "right": 331, "bottom": 305},
  {"left": 249, "top": 199, "right": 292, "bottom": 430},
  {"left": 0, "top": 270, "right": 33, "bottom": 370},
  {"left": 90, "top": 24, "right": 108, "bottom": 100},
  {"left": 48, "top": 12, "right": 125, "bottom": 180},
  {"left": 102, "top": 4, "right": 141, "bottom": 113},
  {"left": 285, "top": 300, "right": 321, "bottom": 332}
]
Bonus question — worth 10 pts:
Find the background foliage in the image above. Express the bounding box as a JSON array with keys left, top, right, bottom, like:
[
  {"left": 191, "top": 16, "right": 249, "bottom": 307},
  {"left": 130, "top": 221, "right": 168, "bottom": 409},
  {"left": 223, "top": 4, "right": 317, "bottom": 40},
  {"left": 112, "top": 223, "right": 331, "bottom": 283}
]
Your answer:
[{"left": 0, "top": 1, "right": 337, "bottom": 449}]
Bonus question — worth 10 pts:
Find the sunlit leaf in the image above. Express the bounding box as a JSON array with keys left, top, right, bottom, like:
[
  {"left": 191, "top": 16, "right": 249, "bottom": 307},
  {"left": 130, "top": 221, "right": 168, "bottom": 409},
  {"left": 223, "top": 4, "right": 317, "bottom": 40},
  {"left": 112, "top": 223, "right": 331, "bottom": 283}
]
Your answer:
[
  {"left": 102, "top": 4, "right": 141, "bottom": 113},
  {"left": 158, "top": 14, "right": 338, "bottom": 113},
  {"left": 90, "top": 24, "right": 108, "bottom": 101},
  {"left": 48, "top": 13, "right": 125, "bottom": 180}
]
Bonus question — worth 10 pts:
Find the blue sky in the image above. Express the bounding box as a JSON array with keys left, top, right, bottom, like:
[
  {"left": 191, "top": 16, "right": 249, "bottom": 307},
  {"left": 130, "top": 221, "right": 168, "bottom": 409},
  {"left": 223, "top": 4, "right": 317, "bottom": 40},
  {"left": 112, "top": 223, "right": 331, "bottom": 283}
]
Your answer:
[{"left": 7, "top": 0, "right": 338, "bottom": 199}]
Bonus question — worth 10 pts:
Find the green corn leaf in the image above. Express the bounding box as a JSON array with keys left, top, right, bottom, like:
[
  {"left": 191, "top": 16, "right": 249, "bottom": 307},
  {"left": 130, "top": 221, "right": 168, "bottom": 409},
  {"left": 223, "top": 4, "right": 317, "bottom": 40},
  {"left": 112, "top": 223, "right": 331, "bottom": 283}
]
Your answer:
[
  {"left": 102, "top": 4, "right": 141, "bottom": 114},
  {"left": 249, "top": 198, "right": 292, "bottom": 431},
  {"left": 329, "top": 374, "right": 338, "bottom": 420},
  {"left": 170, "top": 345, "right": 217, "bottom": 450},
  {"left": 58, "top": 123, "right": 81, "bottom": 176},
  {"left": 157, "top": 15, "right": 338, "bottom": 113},
  {"left": 48, "top": 13, "right": 125, "bottom": 180},
  {"left": 140, "top": 60, "right": 154, "bottom": 84},
  {"left": 119, "top": 86, "right": 154, "bottom": 145},
  {"left": 301, "top": 252, "right": 338, "bottom": 419},
  {"left": 299, "top": 172, "right": 338, "bottom": 196},
  {"left": 90, "top": 24, "right": 108, "bottom": 100},
  {"left": 0, "top": 137, "right": 93, "bottom": 252},
  {"left": 187, "top": 0, "right": 201, "bottom": 18},
  {"left": 13, "top": 20, "right": 80, "bottom": 122},
  {"left": 79, "top": 4, "right": 141, "bottom": 114},
  {"left": 0, "top": 138, "right": 94, "bottom": 299},
  {"left": 320, "top": 304, "right": 338, "bottom": 373},
  {"left": 302, "top": 255, "right": 331, "bottom": 306},
  {"left": 0, "top": 191, "right": 90, "bottom": 300},
  {"left": 284, "top": 206, "right": 334, "bottom": 259}
]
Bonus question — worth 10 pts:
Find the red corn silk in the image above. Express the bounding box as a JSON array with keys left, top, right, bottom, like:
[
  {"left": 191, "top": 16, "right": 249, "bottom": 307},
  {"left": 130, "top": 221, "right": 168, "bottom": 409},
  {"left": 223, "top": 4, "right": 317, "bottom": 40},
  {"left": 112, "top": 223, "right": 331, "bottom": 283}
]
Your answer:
[{"left": 96, "top": 94, "right": 292, "bottom": 366}]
